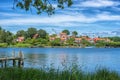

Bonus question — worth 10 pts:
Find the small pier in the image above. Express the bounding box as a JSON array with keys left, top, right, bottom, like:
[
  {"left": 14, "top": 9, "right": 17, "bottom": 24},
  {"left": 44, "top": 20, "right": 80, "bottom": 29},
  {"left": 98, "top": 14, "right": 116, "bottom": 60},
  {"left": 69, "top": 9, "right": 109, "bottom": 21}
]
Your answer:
[{"left": 0, "top": 51, "right": 25, "bottom": 68}]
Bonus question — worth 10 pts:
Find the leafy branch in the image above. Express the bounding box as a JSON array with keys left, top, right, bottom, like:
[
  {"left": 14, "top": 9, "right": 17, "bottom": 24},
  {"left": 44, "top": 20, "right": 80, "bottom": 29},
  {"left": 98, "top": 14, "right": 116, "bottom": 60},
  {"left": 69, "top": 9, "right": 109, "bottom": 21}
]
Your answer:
[{"left": 13, "top": 0, "right": 73, "bottom": 15}]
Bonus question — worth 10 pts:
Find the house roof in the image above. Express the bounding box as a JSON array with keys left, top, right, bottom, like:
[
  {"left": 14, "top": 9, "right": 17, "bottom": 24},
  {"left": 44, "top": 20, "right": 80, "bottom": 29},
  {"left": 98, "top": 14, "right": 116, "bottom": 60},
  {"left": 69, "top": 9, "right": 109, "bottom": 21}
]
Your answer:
[
  {"left": 33, "top": 34, "right": 39, "bottom": 38},
  {"left": 75, "top": 38, "right": 82, "bottom": 40}
]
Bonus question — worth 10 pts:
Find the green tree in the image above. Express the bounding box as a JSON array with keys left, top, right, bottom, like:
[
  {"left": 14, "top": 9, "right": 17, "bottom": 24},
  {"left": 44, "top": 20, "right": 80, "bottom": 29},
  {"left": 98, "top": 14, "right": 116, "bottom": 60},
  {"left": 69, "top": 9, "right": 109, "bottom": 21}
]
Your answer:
[
  {"left": 40, "top": 38, "right": 48, "bottom": 45},
  {"left": 37, "top": 29, "right": 47, "bottom": 38},
  {"left": 80, "top": 39, "right": 92, "bottom": 47},
  {"left": 66, "top": 38, "right": 74, "bottom": 46},
  {"left": 72, "top": 31, "right": 78, "bottom": 37},
  {"left": 95, "top": 40, "right": 106, "bottom": 48},
  {"left": 5, "top": 31, "right": 13, "bottom": 44},
  {"left": 16, "top": 30, "right": 27, "bottom": 37},
  {"left": 62, "top": 29, "right": 70, "bottom": 35},
  {"left": 0, "top": 29, "right": 6, "bottom": 43},
  {"left": 0, "top": 29, "right": 13, "bottom": 44},
  {"left": 0, "top": 26, "right": 2, "bottom": 30},
  {"left": 27, "top": 27, "right": 37, "bottom": 38},
  {"left": 108, "top": 37, "right": 120, "bottom": 42},
  {"left": 50, "top": 38, "right": 61, "bottom": 46},
  {"left": 14, "top": 0, "right": 73, "bottom": 15}
]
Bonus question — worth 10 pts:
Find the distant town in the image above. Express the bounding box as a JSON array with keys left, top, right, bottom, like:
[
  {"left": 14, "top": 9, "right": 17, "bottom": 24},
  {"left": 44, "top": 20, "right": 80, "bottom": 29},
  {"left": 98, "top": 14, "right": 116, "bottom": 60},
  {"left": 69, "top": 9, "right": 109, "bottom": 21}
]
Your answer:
[{"left": 0, "top": 27, "right": 120, "bottom": 48}]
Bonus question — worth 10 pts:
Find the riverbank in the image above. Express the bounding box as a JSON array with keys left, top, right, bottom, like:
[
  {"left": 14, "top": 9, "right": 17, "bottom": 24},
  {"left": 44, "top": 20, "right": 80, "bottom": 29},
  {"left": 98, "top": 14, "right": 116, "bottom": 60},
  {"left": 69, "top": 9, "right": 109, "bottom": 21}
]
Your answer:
[
  {"left": 0, "top": 67, "right": 120, "bottom": 80},
  {"left": 1, "top": 41, "right": 120, "bottom": 48},
  {"left": 1, "top": 45, "right": 119, "bottom": 48},
  {"left": 0, "top": 43, "right": 119, "bottom": 48}
]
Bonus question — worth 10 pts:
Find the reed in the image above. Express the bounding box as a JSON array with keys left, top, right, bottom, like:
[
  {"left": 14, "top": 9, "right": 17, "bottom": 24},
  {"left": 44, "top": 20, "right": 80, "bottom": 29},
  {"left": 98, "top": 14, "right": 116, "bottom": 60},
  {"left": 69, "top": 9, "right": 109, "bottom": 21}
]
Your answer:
[{"left": 0, "top": 67, "right": 119, "bottom": 80}]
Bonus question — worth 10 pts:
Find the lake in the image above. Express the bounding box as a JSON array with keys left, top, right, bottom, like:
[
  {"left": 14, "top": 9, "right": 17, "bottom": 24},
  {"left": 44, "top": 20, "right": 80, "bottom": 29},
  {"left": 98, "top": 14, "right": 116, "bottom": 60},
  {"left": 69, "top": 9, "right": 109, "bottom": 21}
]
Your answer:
[{"left": 0, "top": 48, "right": 120, "bottom": 72}]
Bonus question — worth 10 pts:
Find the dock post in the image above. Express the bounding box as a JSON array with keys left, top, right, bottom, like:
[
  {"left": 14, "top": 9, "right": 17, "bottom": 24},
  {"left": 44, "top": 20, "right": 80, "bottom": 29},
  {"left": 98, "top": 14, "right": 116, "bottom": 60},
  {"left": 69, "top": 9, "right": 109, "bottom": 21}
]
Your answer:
[
  {"left": 18, "top": 59, "right": 20, "bottom": 67},
  {"left": 1, "top": 60, "right": 3, "bottom": 68},
  {"left": 18, "top": 59, "right": 24, "bottom": 68},
  {"left": 13, "top": 60, "right": 16, "bottom": 67},
  {"left": 18, "top": 50, "right": 24, "bottom": 67},
  {"left": 4, "top": 60, "right": 7, "bottom": 68},
  {"left": 21, "top": 59, "right": 24, "bottom": 67}
]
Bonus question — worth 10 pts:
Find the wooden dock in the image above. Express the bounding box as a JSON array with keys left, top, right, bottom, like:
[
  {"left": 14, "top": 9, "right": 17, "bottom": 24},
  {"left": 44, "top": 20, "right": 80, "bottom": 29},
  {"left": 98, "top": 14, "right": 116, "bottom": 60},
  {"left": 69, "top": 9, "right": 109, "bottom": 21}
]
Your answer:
[{"left": 0, "top": 51, "right": 25, "bottom": 68}]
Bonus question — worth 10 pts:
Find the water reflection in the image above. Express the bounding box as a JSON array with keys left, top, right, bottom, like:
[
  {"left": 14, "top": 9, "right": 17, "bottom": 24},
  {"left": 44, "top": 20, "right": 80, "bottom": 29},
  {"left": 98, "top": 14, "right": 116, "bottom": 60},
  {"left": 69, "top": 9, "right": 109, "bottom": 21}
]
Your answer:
[
  {"left": 0, "top": 48, "right": 120, "bottom": 72},
  {"left": 25, "top": 53, "right": 47, "bottom": 68}
]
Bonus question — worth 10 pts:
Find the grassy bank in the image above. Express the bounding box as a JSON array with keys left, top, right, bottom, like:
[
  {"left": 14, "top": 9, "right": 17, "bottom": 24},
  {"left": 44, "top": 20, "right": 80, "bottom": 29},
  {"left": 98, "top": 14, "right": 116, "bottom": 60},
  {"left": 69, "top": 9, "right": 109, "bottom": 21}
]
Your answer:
[{"left": 0, "top": 67, "right": 120, "bottom": 80}]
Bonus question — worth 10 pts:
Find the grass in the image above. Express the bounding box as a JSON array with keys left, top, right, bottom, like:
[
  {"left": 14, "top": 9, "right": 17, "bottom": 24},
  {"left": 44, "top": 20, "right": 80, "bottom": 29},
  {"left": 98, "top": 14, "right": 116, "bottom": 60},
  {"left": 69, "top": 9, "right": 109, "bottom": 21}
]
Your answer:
[
  {"left": 0, "top": 43, "right": 8, "bottom": 47},
  {"left": 0, "top": 67, "right": 120, "bottom": 80},
  {"left": 13, "top": 43, "right": 32, "bottom": 47}
]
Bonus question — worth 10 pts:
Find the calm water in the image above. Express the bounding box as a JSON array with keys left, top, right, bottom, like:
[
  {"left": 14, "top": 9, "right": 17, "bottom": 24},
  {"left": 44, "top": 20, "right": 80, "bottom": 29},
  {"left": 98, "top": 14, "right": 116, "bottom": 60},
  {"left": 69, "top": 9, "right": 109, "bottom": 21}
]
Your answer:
[{"left": 0, "top": 48, "right": 120, "bottom": 72}]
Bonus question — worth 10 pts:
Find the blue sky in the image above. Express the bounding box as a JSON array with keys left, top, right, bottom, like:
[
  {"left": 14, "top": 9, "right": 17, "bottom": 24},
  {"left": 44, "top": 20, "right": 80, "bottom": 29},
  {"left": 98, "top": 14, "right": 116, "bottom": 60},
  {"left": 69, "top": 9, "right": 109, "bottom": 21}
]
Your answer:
[{"left": 0, "top": 0, "right": 120, "bottom": 35}]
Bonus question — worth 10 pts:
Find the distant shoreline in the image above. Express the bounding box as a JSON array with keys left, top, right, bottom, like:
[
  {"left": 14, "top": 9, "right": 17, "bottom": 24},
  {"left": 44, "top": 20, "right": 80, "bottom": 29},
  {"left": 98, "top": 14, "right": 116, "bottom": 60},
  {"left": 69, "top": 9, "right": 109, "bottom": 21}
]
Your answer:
[{"left": 0, "top": 46, "right": 119, "bottom": 48}]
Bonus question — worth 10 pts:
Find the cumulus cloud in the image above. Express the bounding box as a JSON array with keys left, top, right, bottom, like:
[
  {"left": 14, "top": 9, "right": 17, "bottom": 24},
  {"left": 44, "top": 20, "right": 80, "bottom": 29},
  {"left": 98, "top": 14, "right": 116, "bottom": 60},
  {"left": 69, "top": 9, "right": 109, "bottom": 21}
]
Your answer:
[
  {"left": 0, "top": 0, "right": 120, "bottom": 33},
  {"left": 76, "top": 0, "right": 120, "bottom": 7},
  {"left": 0, "top": 12, "right": 120, "bottom": 26}
]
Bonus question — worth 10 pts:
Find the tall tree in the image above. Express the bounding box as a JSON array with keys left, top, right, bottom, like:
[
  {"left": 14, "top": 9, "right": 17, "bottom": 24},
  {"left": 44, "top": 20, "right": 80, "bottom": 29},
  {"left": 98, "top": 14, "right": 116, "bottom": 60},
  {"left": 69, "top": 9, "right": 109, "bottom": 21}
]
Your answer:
[
  {"left": 72, "top": 31, "right": 78, "bottom": 37},
  {"left": 16, "top": 30, "right": 27, "bottom": 37},
  {"left": 62, "top": 29, "right": 70, "bottom": 35},
  {"left": 0, "top": 29, "right": 13, "bottom": 44},
  {"left": 37, "top": 29, "right": 47, "bottom": 38},
  {"left": 27, "top": 27, "right": 37, "bottom": 38},
  {"left": 5, "top": 31, "right": 13, "bottom": 44},
  {"left": 0, "top": 29, "right": 6, "bottom": 43}
]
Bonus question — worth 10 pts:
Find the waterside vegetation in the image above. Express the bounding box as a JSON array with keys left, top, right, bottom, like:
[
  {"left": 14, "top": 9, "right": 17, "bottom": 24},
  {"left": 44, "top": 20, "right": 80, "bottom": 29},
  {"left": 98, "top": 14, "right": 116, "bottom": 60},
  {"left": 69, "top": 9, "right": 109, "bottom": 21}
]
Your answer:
[
  {"left": 0, "top": 67, "right": 120, "bottom": 80},
  {"left": 0, "top": 27, "right": 120, "bottom": 48}
]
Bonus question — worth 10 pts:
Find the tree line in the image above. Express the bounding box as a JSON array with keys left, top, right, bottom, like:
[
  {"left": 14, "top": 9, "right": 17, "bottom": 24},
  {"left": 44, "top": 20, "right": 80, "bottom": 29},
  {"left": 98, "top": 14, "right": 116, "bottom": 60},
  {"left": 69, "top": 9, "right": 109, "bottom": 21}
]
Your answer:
[
  {"left": 0, "top": 26, "right": 120, "bottom": 48},
  {"left": 0, "top": 26, "right": 78, "bottom": 47}
]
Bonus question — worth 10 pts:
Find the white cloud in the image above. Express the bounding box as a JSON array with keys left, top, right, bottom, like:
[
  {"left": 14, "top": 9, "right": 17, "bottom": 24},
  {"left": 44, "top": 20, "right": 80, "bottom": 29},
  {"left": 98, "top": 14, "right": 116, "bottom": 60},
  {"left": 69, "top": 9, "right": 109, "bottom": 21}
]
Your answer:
[
  {"left": 96, "top": 13, "right": 120, "bottom": 21},
  {"left": 0, "top": 14, "right": 91, "bottom": 25},
  {"left": 0, "top": 12, "right": 24, "bottom": 17},
  {"left": 76, "top": 0, "right": 120, "bottom": 7},
  {"left": 0, "top": 12, "right": 120, "bottom": 26}
]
